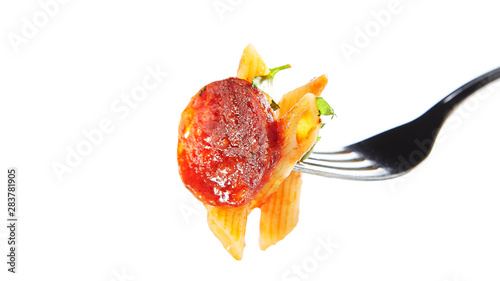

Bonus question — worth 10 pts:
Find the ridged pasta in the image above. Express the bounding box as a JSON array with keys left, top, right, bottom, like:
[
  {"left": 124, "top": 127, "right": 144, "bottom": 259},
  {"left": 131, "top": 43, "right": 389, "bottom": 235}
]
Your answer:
[
  {"left": 278, "top": 74, "right": 328, "bottom": 117},
  {"left": 205, "top": 204, "right": 250, "bottom": 260},
  {"left": 237, "top": 44, "right": 269, "bottom": 83},
  {"left": 259, "top": 171, "right": 302, "bottom": 250}
]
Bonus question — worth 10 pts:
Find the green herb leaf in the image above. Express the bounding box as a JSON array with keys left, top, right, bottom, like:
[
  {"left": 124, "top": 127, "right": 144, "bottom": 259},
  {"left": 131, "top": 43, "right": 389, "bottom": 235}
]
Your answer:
[
  {"left": 316, "top": 97, "right": 334, "bottom": 118},
  {"left": 300, "top": 137, "right": 321, "bottom": 162},
  {"left": 252, "top": 64, "right": 291, "bottom": 90},
  {"left": 252, "top": 64, "right": 291, "bottom": 111},
  {"left": 199, "top": 86, "right": 207, "bottom": 97},
  {"left": 269, "top": 97, "right": 280, "bottom": 110},
  {"left": 267, "top": 64, "right": 291, "bottom": 80},
  {"left": 260, "top": 92, "right": 280, "bottom": 110},
  {"left": 251, "top": 76, "right": 264, "bottom": 88}
]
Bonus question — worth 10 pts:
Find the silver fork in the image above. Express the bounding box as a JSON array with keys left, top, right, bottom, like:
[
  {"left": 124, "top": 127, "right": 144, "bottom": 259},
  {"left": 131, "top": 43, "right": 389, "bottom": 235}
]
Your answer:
[{"left": 293, "top": 67, "right": 500, "bottom": 180}]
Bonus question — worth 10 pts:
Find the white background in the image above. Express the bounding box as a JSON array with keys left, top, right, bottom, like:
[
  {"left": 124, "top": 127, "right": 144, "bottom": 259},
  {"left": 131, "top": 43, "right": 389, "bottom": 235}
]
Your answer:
[{"left": 1, "top": 0, "right": 500, "bottom": 280}]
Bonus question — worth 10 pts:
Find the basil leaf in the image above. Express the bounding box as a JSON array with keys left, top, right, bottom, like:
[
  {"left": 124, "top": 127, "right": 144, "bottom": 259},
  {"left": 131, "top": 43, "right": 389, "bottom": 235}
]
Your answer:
[{"left": 316, "top": 97, "right": 334, "bottom": 117}]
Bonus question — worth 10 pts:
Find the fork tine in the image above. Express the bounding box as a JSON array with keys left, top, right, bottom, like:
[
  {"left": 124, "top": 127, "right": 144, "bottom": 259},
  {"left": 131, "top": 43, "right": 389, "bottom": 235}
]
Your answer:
[
  {"left": 296, "top": 148, "right": 394, "bottom": 179},
  {"left": 309, "top": 149, "right": 364, "bottom": 162},
  {"left": 302, "top": 157, "right": 377, "bottom": 170},
  {"left": 293, "top": 161, "right": 393, "bottom": 180},
  {"left": 312, "top": 149, "right": 350, "bottom": 154}
]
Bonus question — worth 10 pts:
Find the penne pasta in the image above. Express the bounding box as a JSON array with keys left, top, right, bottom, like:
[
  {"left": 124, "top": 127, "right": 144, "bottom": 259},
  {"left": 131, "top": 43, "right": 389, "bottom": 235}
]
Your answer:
[
  {"left": 277, "top": 74, "right": 328, "bottom": 117},
  {"left": 237, "top": 44, "right": 269, "bottom": 83},
  {"left": 259, "top": 171, "right": 302, "bottom": 250},
  {"left": 205, "top": 204, "right": 250, "bottom": 260}
]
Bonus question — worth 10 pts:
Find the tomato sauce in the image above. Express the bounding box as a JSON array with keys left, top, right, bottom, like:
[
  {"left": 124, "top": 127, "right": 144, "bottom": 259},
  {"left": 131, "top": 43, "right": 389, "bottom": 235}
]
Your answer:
[{"left": 178, "top": 78, "right": 282, "bottom": 207}]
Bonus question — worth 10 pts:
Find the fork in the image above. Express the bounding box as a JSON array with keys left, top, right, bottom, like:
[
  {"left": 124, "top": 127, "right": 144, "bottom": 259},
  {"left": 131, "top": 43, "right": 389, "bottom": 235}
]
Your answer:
[{"left": 293, "top": 66, "right": 500, "bottom": 180}]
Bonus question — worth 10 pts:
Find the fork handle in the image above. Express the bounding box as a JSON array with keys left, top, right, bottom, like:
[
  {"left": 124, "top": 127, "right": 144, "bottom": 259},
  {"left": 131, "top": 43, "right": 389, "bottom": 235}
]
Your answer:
[{"left": 436, "top": 66, "right": 500, "bottom": 115}]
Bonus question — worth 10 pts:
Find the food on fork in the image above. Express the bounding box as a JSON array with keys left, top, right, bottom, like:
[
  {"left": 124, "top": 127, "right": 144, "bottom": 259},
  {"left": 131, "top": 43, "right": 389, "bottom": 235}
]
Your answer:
[{"left": 177, "top": 44, "right": 333, "bottom": 259}]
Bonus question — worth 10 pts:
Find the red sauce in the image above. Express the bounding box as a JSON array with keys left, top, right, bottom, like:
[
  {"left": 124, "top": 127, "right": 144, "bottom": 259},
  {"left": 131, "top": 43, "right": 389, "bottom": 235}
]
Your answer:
[{"left": 178, "top": 78, "right": 282, "bottom": 207}]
